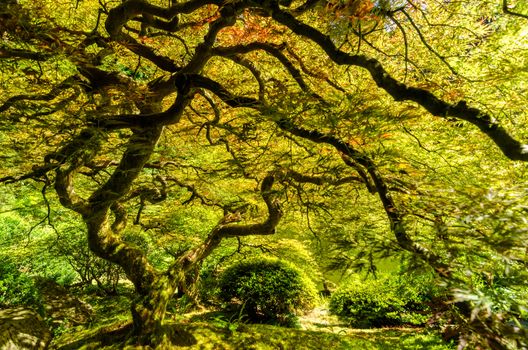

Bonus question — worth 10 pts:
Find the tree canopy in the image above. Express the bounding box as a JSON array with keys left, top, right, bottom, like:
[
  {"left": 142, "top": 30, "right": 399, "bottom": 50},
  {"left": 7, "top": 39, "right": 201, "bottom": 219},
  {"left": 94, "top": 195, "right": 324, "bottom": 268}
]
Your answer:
[{"left": 1, "top": 0, "right": 527, "bottom": 348}]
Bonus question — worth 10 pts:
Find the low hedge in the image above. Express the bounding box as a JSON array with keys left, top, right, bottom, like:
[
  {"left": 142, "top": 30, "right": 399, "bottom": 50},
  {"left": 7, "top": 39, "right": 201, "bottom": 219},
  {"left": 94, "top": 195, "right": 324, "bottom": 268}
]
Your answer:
[{"left": 218, "top": 258, "right": 317, "bottom": 325}]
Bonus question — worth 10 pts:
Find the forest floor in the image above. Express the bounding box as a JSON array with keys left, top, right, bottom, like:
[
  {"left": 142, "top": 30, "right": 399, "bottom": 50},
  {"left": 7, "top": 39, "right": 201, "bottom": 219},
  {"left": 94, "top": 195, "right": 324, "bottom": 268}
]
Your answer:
[{"left": 50, "top": 292, "right": 454, "bottom": 350}]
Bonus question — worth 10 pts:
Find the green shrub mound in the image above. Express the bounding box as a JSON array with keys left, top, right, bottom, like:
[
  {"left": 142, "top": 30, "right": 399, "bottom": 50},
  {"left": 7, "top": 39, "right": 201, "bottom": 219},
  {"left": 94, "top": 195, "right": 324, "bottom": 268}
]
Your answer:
[
  {"left": 0, "top": 257, "right": 43, "bottom": 312},
  {"left": 218, "top": 258, "right": 317, "bottom": 324},
  {"left": 329, "top": 274, "right": 437, "bottom": 328}
]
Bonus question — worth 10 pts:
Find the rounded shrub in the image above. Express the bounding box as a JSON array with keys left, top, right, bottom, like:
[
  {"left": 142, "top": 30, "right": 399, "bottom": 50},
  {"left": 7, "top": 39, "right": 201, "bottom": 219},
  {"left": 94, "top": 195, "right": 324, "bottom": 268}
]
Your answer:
[
  {"left": 329, "top": 274, "right": 437, "bottom": 327},
  {"left": 329, "top": 277, "right": 402, "bottom": 327},
  {"left": 218, "top": 258, "right": 317, "bottom": 324}
]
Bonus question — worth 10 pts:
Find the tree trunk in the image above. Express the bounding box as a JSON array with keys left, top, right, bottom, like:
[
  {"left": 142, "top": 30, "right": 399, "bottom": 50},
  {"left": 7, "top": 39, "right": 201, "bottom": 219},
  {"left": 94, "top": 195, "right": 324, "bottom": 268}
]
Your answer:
[
  {"left": 84, "top": 211, "right": 178, "bottom": 343},
  {"left": 48, "top": 121, "right": 281, "bottom": 345},
  {"left": 130, "top": 274, "right": 179, "bottom": 343}
]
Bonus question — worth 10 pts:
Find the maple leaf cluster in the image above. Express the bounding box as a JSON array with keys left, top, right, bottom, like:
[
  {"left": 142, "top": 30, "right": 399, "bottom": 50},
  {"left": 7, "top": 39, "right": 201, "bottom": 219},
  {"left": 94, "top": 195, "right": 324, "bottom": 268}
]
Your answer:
[{"left": 324, "top": 0, "right": 376, "bottom": 20}]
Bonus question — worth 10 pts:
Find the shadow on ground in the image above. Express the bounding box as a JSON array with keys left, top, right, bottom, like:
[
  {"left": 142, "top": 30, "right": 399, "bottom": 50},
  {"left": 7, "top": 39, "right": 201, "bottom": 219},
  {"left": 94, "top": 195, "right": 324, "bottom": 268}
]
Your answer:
[
  {"left": 53, "top": 311, "right": 453, "bottom": 350},
  {"left": 56, "top": 322, "right": 199, "bottom": 349}
]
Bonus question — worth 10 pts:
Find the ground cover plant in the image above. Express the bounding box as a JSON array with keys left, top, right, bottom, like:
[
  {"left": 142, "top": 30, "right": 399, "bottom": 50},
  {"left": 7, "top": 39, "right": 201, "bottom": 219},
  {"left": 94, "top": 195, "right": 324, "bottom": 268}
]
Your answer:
[
  {"left": 0, "top": 257, "right": 43, "bottom": 312},
  {"left": 1, "top": 0, "right": 527, "bottom": 348}
]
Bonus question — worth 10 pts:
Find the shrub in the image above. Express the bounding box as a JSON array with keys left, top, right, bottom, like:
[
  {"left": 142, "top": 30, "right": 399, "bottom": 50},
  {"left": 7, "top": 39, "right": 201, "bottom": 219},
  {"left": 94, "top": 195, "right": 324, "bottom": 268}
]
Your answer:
[
  {"left": 50, "top": 230, "right": 123, "bottom": 293},
  {"left": 218, "top": 258, "right": 317, "bottom": 325},
  {"left": 0, "top": 257, "right": 43, "bottom": 313},
  {"left": 329, "top": 277, "right": 402, "bottom": 327},
  {"left": 329, "top": 273, "right": 437, "bottom": 327}
]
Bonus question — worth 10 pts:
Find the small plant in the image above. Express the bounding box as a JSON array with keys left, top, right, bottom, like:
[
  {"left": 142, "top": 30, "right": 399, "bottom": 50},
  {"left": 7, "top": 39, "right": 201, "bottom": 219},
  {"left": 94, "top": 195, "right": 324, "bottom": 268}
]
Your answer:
[
  {"left": 218, "top": 257, "right": 317, "bottom": 325},
  {"left": 212, "top": 303, "right": 248, "bottom": 335},
  {"left": 50, "top": 318, "right": 70, "bottom": 338}
]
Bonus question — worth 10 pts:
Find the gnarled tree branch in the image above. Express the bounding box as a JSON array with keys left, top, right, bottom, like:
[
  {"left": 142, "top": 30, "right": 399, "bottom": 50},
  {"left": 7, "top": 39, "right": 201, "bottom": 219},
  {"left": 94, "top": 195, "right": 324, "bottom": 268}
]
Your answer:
[
  {"left": 188, "top": 74, "right": 450, "bottom": 276},
  {"left": 268, "top": 4, "right": 528, "bottom": 161},
  {"left": 169, "top": 174, "right": 282, "bottom": 277}
]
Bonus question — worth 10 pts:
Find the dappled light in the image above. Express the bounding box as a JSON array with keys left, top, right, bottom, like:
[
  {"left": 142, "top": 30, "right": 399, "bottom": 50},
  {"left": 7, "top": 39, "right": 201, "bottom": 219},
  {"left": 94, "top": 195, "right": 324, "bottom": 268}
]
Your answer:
[{"left": 1, "top": 0, "right": 527, "bottom": 348}]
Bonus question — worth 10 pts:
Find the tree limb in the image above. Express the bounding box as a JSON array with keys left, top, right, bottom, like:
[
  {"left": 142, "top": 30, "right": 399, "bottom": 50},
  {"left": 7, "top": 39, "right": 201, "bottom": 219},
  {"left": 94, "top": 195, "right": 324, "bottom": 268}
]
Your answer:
[
  {"left": 190, "top": 75, "right": 451, "bottom": 276},
  {"left": 268, "top": 4, "right": 528, "bottom": 161},
  {"left": 503, "top": 0, "right": 528, "bottom": 19},
  {"left": 169, "top": 174, "right": 282, "bottom": 277}
]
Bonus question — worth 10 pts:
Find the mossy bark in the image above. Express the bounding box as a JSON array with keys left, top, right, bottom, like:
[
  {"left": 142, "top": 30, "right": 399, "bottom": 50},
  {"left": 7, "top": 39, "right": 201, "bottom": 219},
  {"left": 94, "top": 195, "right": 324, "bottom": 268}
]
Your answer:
[{"left": 130, "top": 274, "right": 179, "bottom": 343}]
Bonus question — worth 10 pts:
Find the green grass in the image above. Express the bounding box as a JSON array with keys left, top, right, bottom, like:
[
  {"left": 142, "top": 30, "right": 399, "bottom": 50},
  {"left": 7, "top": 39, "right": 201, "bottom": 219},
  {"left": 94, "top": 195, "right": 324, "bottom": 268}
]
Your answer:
[
  {"left": 52, "top": 319, "right": 453, "bottom": 349},
  {"left": 178, "top": 322, "right": 453, "bottom": 350},
  {"left": 51, "top": 290, "right": 453, "bottom": 350}
]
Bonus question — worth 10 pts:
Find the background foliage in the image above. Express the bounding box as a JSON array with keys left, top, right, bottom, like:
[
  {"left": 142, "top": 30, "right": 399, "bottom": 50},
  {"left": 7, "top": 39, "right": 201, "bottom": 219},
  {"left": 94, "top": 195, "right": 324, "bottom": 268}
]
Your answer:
[{"left": 0, "top": 0, "right": 527, "bottom": 348}]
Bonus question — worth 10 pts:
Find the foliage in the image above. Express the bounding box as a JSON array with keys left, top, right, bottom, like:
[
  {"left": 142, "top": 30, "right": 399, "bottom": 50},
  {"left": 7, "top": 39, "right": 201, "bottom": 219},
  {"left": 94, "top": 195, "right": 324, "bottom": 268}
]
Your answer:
[
  {"left": 29, "top": 254, "right": 78, "bottom": 287},
  {"left": 52, "top": 317, "right": 454, "bottom": 350},
  {"left": 1, "top": 0, "right": 528, "bottom": 346},
  {"left": 433, "top": 187, "right": 528, "bottom": 348},
  {"left": 52, "top": 230, "right": 125, "bottom": 294},
  {"left": 198, "top": 236, "right": 322, "bottom": 304},
  {"left": 0, "top": 184, "right": 123, "bottom": 292},
  {"left": 329, "top": 273, "right": 438, "bottom": 327},
  {"left": 218, "top": 258, "right": 317, "bottom": 325},
  {"left": 0, "top": 256, "right": 43, "bottom": 312}
]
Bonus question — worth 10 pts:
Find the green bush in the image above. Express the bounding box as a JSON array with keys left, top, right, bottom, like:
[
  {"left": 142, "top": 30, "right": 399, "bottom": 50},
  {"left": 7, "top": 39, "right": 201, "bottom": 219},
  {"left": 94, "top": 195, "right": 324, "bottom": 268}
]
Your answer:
[
  {"left": 218, "top": 258, "right": 317, "bottom": 325},
  {"left": 0, "top": 257, "right": 43, "bottom": 313},
  {"left": 47, "top": 229, "right": 124, "bottom": 293},
  {"left": 329, "top": 273, "right": 437, "bottom": 327}
]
